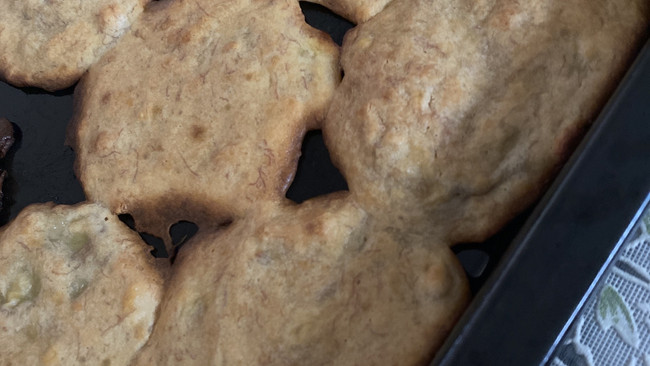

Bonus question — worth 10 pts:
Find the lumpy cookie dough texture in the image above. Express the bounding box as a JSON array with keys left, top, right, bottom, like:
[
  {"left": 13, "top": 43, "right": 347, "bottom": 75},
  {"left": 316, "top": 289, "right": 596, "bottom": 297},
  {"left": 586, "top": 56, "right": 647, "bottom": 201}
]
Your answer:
[
  {"left": 308, "top": 0, "right": 393, "bottom": 23},
  {"left": 133, "top": 195, "right": 469, "bottom": 365},
  {"left": 70, "top": 0, "right": 340, "bottom": 247},
  {"left": 0, "top": 203, "right": 163, "bottom": 366},
  {"left": 324, "top": 0, "right": 649, "bottom": 245},
  {"left": 0, "top": 0, "right": 149, "bottom": 91}
]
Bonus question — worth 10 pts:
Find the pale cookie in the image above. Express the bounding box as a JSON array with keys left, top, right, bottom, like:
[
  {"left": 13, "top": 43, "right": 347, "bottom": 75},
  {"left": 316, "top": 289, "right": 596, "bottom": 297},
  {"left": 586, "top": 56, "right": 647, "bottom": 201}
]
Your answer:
[
  {"left": 0, "top": 0, "right": 149, "bottom": 91},
  {"left": 308, "top": 0, "right": 392, "bottom": 23},
  {"left": 0, "top": 202, "right": 163, "bottom": 366},
  {"left": 69, "top": 0, "right": 340, "bottom": 248},
  {"left": 132, "top": 194, "right": 469, "bottom": 365},
  {"left": 324, "top": 0, "right": 649, "bottom": 244}
]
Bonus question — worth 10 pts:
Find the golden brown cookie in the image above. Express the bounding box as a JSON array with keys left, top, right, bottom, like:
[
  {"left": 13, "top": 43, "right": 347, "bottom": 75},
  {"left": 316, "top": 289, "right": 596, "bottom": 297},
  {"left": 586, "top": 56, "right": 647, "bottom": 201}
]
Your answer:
[
  {"left": 324, "top": 0, "right": 649, "bottom": 244},
  {"left": 0, "top": 202, "right": 163, "bottom": 366},
  {"left": 69, "top": 0, "right": 340, "bottom": 248},
  {"left": 0, "top": 0, "right": 149, "bottom": 91},
  {"left": 132, "top": 195, "right": 469, "bottom": 365},
  {"left": 308, "top": 0, "right": 392, "bottom": 23}
]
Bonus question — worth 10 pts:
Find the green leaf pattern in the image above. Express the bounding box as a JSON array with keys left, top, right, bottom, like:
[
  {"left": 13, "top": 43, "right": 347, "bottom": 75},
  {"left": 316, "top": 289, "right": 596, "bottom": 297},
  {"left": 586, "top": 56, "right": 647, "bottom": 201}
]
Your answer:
[{"left": 597, "top": 285, "right": 639, "bottom": 348}]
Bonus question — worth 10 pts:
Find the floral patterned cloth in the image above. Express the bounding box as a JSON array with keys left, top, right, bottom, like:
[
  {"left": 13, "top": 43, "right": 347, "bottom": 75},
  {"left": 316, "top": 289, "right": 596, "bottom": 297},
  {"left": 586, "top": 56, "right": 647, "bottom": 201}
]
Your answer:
[{"left": 549, "top": 202, "right": 650, "bottom": 366}]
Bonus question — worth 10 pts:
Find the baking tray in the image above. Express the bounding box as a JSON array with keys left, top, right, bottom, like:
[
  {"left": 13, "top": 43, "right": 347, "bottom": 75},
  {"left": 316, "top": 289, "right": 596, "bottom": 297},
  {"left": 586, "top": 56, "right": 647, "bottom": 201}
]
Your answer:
[{"left": 0, "top": 3, "right": 647, "bottom": 364}]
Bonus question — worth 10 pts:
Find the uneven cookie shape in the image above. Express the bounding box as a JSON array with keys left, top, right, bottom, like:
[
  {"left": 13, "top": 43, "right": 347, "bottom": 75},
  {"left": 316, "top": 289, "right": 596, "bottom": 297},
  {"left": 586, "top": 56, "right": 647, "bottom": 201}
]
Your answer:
[
  {"left": 70, "top": 0, "right": 340, "bottom": 248},
  {"left": 324, "top": 0, "right": 649, "bottom": 244},
  {"left": 0, "top": 202, "right": 163, "bottom": 366},
  {"left": 0, "top": 0, "right": 149, "bottom": 91},
  {"left": 133, "top": 195, "right": 469, "bottom": 365},
  {"left": 308, "top": 0, "right": 392, "bottom": 23}
]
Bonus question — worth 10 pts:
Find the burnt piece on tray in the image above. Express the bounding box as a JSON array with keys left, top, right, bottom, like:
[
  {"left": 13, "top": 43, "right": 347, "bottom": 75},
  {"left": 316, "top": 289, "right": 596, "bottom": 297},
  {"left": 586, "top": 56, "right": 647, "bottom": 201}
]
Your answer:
[
  {"left": 0, "top": 118, "right": 15, "bottom": 210},
  {"left": 0, "top": 118, "right": 14, "bottom": 158}
]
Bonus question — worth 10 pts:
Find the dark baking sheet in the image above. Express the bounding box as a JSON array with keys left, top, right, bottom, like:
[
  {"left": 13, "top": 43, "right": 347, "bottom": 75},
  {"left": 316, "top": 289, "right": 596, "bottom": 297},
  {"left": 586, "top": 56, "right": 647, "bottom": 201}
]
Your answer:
[{"left": 0, "top": 83, "right": 84, "bottom": 223}]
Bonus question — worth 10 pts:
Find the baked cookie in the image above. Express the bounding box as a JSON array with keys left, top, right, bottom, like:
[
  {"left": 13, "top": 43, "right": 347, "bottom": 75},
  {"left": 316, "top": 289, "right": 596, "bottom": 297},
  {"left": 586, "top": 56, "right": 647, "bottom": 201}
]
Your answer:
[
  {"left": 132, "top": 195, "right": 469, "bottom": 365},
  {"left": 0, "top": 0, "right": 149, "bottom": 91},
  {"left": 0, "top": 202, "right": 163, "bottom": 365},
  {"left": 308, "top": 0, "right": 392, "bottom": 23},
  {"left": 324, "top": 0, "right": 649, "bottom": 244},
  {"left": 69, "top": 0, "right": 340, "bottom": 248}
]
